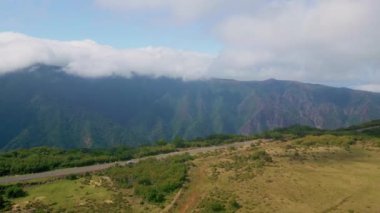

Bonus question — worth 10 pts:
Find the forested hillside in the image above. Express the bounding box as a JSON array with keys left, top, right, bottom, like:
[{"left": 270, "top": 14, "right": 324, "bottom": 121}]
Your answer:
[{"left": 1, "top": 65, "right": 380, "bottom": 149}]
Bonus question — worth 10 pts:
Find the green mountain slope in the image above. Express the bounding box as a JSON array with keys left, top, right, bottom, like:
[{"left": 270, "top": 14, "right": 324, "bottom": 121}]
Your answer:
[{"left": 0, "top": 65, "right": 380, "bottom": 149}]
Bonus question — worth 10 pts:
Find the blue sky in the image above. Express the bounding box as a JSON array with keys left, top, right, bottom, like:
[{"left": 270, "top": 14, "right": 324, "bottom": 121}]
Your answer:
[
  {"left": 0, "top": 0, "right": 221, "bottom": 53},
  {"left": 0, "top": 0, "right": 380, "bottom": 92}
]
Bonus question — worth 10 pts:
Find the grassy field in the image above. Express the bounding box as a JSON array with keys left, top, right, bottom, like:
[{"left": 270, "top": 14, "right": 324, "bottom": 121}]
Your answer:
[
  {"left": 13, "top": 177, "right": 122, "bottom": 212},
  {"left": 173, "top": 140, "right": 380, "bottom": 212},
  {"left": 10, "top": 155, "right": 192, "bottom": 212},
  {"left": 6, "top": 135, "right": 380, "bottom": 212}
]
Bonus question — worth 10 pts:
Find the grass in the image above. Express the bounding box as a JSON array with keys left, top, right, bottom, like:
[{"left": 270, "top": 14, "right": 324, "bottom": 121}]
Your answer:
[
  {"left": 174, "top": 138, "right": 380, "bottom": 212},
  {"left": 11, "top": 154, "right": 193, "bottom": 212},
  {"left": 7, "top": 134, "right": 380, "bottom": 212},
  {"left": 105, "top": 154, "right": 192, "bottom": 204},
  {"left": 13, "top": 178, "right": 115, "bottom": 211}
]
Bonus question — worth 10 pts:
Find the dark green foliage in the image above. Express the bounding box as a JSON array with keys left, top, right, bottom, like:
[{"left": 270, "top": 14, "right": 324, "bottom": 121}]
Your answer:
[
  {"left": 230, "top": 199, "right": 241, "bottom": 210},
  {"left": 250, "top": 150, "right": 273, "bottom": 162},
  {"left": 260, "top": 120, "right": 380, "bottom": 141},
  {"left": 0, "top": 145, "right": 176, "bottom": 176},
  {"left": 259, "top": 125, "right": 325, "bottom": 140},
  {"left": 0, "top": 184, "right": 27, "bottom": 210},
  {"left": 172, "top": 136, "right": 186, "bottom": 148},
  {"left": 0, "top": 133, "right": 254, "bottom": 176},
  {"left": 341, "top": 119, "right": 380, "bottom": 131},
  {"left": 337, "top": 120, "right": 380, "bottom": 137},
  {"left": 209, "top": 201, "right": 225, "bottom": 212},
  {"left": 106, "top": 154, "right": 192, "bottom": 203},
  {"left": 155, "top": 139, "right": 167, "bottom": 146},
  {"left": 198, "top": 188, "right": 240, "bottom": 212},
  {"left": 4, "top": 185, "right": 26, "bottom": 198},
  {"left": 186, "top": 134, "right": 255, "bottom": 147},
  {"left": 0, "top": 195, "right": 11, "bottom": 211},
  {"left": 66, "top": 174, "right": 78, "bottom": 180},
  {"left": 292, "top": 135, "right": 356, "bottom": 148},
  {"left": 0, "top": 195, "right": 4, "bottom": 209},
  {"left": 0, "top": 185, "right": 34, "bottom": 210}
]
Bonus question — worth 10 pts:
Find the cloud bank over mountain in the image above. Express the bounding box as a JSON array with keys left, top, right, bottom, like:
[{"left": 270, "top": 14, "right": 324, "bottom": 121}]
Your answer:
[
  {"left": 0, "top": 32, "right": 213, "bottom": 79},
  {"left": 1, "top": 0, "right": 380, "bottom": 91}
]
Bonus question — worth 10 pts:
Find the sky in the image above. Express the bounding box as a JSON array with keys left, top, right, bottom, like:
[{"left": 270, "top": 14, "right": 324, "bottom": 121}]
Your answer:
[{"left": 1, "top": 0, "right": 380, "bottom": 92}]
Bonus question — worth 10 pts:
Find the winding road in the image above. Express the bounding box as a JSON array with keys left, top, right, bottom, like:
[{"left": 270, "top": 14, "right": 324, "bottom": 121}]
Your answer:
[{"left": 0, "top": 140, "right": 259, "bottom": 185}]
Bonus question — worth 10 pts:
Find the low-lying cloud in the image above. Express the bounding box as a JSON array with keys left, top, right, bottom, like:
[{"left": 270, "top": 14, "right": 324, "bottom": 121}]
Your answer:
[
  {"left": 1, "top": 0, "right": 380, "bottom": 92},
  {"left": 0, "top": 32, "right": 213, "bottom": 79}
]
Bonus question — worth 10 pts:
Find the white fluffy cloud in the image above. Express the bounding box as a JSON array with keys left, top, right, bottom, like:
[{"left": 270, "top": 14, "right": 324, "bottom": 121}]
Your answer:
[
  {"left": 92, "top": 0, "right": 380, "bottom": 92},
  {"left": 2, "top": 0, "right": 380, "bottom": 92},
  {"left": 355, "top": 84, "right": 380, "bottom": 93},
  {"left": 213, "top": 0, "right": 380, "bottom": 84},
  {"left": 0, "top": 32, "right": 213, "bottom": 79}
]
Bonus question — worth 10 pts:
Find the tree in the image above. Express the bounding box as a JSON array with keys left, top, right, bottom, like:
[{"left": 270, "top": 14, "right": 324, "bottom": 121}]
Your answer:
[
  {"left": 172, "top": 136, "right": 185, "bottom": 148},
  {"left": 155, "top": 139, "right": 167, "bottom": 146}
]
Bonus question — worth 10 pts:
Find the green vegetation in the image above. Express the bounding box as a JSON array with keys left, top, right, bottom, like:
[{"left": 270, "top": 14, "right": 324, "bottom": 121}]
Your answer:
[
  {"left": 198, "top": 189, "right": 241, "bottom": 213},
  {"left": 0, "top": 134, "right": 253, "bottom": 177},
  {"left": 0, "top": 145, "right": 176, "bottom": 176},
  {"left": 292, "top": 135, "right": 356, "bottom": 148},
  {"left": 268, "top": 122, "right": 380, "bottom": 150},
  {"left": 4, "top": 185, "right": 27, "bottom": 199},
  {"left": 106, "top": 154, "right": 192, "bottom": 203},
  {"left": 258, "top": 125, "right": 325, "bottom": 140},
  {"left": 0, "top": 184, "right": 27, "bottom": 211},
  {"left": 2, "top": 124, "right": 380, "bottom": 212},
  {"left": 0, "top": 120, "right": 378, "bottom": 178},
  {"left": 173, "top": 136, "right": 380, "bottom": 212},
  {"left": 184, "top": 134, "right": 255, "bottom": 147},
  {"left": 13, "top": 178, "right": 121, "bottom": 212},
  {"left": 6, "top": 154, "right": 193, "bottom": 212},
  {"left": 2, "top": 66, "right": 380, "bottom": 150}
]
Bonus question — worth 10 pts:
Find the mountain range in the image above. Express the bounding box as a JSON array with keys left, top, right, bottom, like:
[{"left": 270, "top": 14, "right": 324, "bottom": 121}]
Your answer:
[{"left": 1, "top": 65, "right": 380, "bottom": 150}]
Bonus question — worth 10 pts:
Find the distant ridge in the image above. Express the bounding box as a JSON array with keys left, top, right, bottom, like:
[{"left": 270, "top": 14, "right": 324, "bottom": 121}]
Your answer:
[{"left": 0, "top": 65, "right": 380, "bottom": 149}]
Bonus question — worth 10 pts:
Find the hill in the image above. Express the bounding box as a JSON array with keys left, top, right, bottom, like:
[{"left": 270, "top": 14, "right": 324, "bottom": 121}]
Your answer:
[
  {"left": 1, "top": 65, "right": 380, "bottom": 149},
  {"left": 2, "top": 122, "right": 380, "bottom": 212}
]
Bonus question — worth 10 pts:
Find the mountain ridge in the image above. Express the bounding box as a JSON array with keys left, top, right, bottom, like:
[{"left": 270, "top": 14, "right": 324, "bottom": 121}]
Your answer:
[{"left": 1, "top": 65, "right": 380, "bottom": 149}]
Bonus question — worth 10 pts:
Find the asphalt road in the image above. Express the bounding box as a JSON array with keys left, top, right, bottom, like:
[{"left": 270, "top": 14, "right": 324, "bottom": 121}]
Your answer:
[{"left": 0, "top": 140, "right": 259, "bottom": 184}]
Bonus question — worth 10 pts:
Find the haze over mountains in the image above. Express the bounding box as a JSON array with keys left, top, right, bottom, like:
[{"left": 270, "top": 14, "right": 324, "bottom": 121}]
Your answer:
[{"left": 0, "top": 65, "right": 379, "bottom": 150}]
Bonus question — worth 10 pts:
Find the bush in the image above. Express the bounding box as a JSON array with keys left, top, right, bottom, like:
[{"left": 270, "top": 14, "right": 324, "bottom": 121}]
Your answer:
[
  {"left": 289, "top": 151, "right": 304, "bottom": 162},
  {"left": 230, "top": 199, "right": 241, "bottom": 209},
  {"left": 106, "top": 154, "right": 191, "bottom": 203},
  {"left": 0, "top": 196, "right": 5, "bottom": 209},
  {"left": 66, "top": 174, "right": 78, "bottom": 180},
  {"left": 0, "top": 195, "right": 12, "bottom": 211},
  {"left": 250, "top": 150, "right": 273, "bottom": 162},
  {"left": 145, "top": 189, "right": 165, "bottom": 203},
  {"left": 210, "top": 201, "right": 225, "bottom": 212},
  {"left": 4, "top": 185, "right": 26, "bottom": 199}
]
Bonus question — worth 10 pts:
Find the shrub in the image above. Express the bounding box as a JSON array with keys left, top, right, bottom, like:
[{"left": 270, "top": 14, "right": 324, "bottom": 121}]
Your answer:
[
  {"left": 250, "top": 150, "right": 273, "bottom": 162},
  {"left": 0, "top": 196, "right": 12, "bottom": 211},
  {"left": 66, "top": 174, "right": 78, "bottom": 180},
  {"left": 209, "top": 201, "right": 225, "bottom": 212},
  {"left": 230, "top": 199, "right": 241, "bottom": 209},
  {"left": 4, "top": 185, "right": 26, "bottom": 199},
  {"left": 289, "top": 151, "right": 304, "bottom": 162},
  {"left": 106, "top": 154, "right": 191, "bottom": 203}
]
